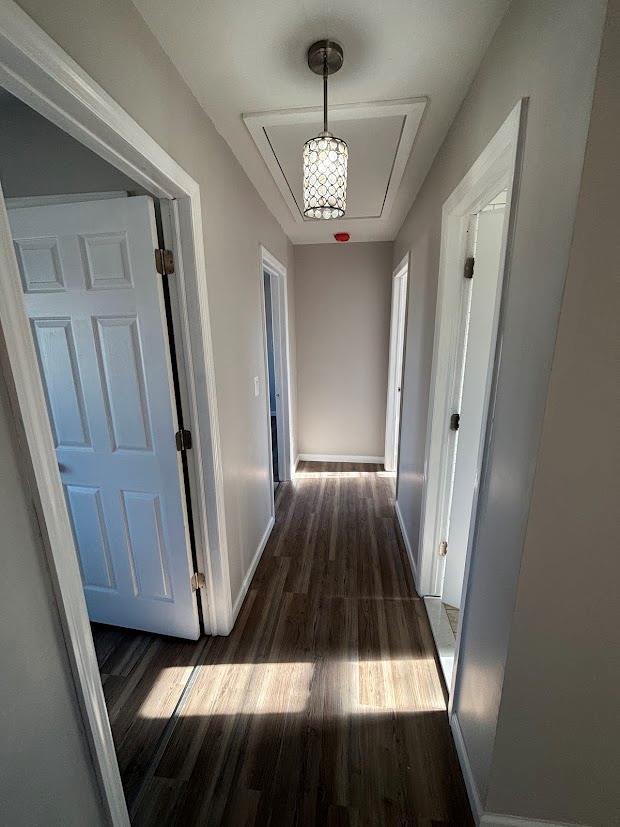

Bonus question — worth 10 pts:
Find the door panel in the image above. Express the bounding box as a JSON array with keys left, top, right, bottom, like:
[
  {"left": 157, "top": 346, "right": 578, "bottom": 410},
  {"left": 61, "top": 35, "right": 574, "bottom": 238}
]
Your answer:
[
  {"left": 66, "top": 484, "right": 116, "bottom": 590},
  {"left": 94, "top": 315, "right": 152, "bottom": 451},
  {"left": 121, "top": 490, "right": 172, "bottom": 601},
  {"left": 443, "top": 207, "right": 506, "bottom": 609},
  {"left": 32, "top": 318, "right": 91, "bottom": 448},
  {"left": 10, "top": 196, "right": 199, "bottom": 638},
  {"left": 385, "top": 271, "right": 407, "bottom": 472}
]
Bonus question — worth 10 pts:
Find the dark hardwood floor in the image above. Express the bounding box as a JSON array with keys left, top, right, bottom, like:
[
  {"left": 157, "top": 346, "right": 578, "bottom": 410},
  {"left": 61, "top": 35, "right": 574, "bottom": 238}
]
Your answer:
[{"left": 93, "top": 461, "right": 472, "bottom": 825}]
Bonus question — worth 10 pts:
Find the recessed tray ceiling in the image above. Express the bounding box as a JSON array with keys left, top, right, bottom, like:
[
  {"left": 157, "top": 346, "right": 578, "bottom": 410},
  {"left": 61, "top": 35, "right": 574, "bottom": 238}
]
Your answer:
[{"left": 244, "top": 99, "right": 426, "bottom": 224}]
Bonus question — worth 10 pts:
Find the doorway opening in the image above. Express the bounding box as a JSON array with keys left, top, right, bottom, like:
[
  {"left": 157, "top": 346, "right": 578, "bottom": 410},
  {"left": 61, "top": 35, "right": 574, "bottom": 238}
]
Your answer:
[
  {"left": 416, "top": 101, "right": 525, "bottom": 691},
  {"left": 260, "top": 246, "right": 293, "bottom": 496},
  {"left": 263, "top": 268, "right": 280, "bottom": 489},
  {"left": 0, "top": 86, "right": 211, "bottom": 810},
  {"left": 0, "top": 23, "right": 229, "bottom": 811},
  {"left": 385, "top": 254, "right": 409, "bottom": 473},
  {"left": 425, "top": 189, "right": 508, "bottom": 683}
]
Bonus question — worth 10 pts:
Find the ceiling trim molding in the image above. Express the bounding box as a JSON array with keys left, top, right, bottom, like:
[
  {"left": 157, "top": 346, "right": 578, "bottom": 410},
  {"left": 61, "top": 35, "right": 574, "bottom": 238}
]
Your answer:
[{"left": 243, "top": 97, "right": 427, "bottom": 226}]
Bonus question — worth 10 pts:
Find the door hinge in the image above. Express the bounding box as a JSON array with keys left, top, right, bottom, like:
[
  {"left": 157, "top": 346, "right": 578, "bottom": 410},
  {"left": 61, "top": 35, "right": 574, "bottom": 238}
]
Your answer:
[
  {"left": 175, "top": 428, "right": 192, "bottom": 451},
  {"left": 155, "top": 248, "right": 175, "bottom": 276},
  {"left": 191, "top": 571, "right": 206, "bottom": 591},
  {"left": 463, "top": 256, "right": 475, "bottom": 279},
  {"left": 450, "top": 412, "right": 460, "bottom": 431},
  {"left": 438, "top": 540, "right": 448, "bottom": 557}
]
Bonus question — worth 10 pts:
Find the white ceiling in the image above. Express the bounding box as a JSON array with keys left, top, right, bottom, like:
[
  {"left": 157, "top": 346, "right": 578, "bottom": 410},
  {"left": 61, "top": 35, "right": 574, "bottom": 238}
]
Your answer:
[{"left": 132, "top": 0, "right": 510, "bottom": 244}]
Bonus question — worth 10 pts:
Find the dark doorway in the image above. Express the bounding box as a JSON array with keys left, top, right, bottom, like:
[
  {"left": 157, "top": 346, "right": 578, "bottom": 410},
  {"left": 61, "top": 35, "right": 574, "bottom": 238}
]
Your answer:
[{"left": 263, "top": 269, "right": 279, "bottom": 487}]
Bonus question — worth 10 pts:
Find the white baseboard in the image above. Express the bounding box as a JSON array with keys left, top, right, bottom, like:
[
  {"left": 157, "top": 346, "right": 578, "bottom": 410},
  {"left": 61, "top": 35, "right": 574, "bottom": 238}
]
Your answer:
[
  {"left": 450, "top": 714, "right": 583, "bottom": 827},
  {"left": 229, "top": 515, "right": 274, "bottom": 628},
  {"left": 450, "top": 712, "right": 484, "bottom": 822},
  {"left": 298, "top": 452, "right": 384, "bottom": 464},
  {"left": 394, "top": 500, "right": 420, "bottom": 591},
  {"left": 481, "top": 815, "right": 588, "bottom": 827},
  {"left": 294, "top": 454, "right": 301, "bottom": 470}
]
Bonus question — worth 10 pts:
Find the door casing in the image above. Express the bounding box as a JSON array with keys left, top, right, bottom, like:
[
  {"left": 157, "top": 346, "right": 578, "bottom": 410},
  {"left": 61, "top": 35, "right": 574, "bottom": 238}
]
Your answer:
[
  {"left": 260, "top": 245, "right": 294, "bottom": 490},
  {"left": 415, "top": 101, "right": 527, "bottom": 714}
]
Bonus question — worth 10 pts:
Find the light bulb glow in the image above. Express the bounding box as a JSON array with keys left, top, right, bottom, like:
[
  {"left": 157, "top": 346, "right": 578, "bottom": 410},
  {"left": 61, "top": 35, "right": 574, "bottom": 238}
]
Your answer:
[{"left": 303, "top": 134, "right": 348, "bottom": 219}]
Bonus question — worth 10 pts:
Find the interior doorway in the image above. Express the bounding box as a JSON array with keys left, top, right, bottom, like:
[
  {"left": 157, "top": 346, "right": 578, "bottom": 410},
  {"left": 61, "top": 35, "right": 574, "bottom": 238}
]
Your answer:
[
  {"left": 385, "top": 255, "right": 409, "bottom": 472},
  {"left": 416, "top": 101, "right": 524, "bottom": 690},
  {"left": 260, "top": 246, "right": 293, "bottom": 494},
  {"left": 263, "top": 268, "right": 280, "bottom": 489},
  {"left": 425, "top": 189, "right": 508, "bottom": 682},
  {"left": 0, "top": 74, "right": 225, "bottom": 821}
]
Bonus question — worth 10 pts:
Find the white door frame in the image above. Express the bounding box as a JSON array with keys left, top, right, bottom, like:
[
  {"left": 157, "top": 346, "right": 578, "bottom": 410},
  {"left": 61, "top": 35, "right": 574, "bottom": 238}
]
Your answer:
[
  {"left": 260, "top": 245, "right": 294, "bottom": 490},
  {"left": 416, "top": 100, "right": 525, "bottom": 605},
  {"left": 384, "top": 253, "right": 409, "bottom": 472},
  {"left": 0, "top": 2, "right": 231, "bottom": 823}
]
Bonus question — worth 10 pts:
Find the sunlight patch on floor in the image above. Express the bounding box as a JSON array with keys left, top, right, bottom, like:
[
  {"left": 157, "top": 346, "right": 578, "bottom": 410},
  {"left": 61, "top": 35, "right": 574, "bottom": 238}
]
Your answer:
[{"left": 136, "top": 656, "right": 445, "bottom": 719}]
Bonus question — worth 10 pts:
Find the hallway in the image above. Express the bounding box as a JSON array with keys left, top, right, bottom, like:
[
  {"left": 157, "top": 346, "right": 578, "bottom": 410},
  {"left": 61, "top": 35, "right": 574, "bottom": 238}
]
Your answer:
[{"left": 116, "top": 462, "right": 472, "bottom": 824}]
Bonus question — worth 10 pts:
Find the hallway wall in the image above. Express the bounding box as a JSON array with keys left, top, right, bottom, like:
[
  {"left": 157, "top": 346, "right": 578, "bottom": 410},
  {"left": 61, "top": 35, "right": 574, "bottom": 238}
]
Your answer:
[
  {"left": 293, "top": 241, "right": 393, "bottom": 460},
  {"left": 12, "top": 0, "right": 296, "bottom": 621},
  {"left": 392, "top": 0, "right": 607, "bottom": 818},
  {"left": 487, "top": 5, "right": 619, "bottom": 822}
]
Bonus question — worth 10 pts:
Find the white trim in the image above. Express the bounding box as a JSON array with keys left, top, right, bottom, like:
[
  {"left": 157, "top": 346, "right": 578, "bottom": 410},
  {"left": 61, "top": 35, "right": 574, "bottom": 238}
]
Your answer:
[
  {"left": 243, "top": 98, "right": 426, "bottom": 224},
  {"left": 230, "top": 515, "right": 274, "bottom": 625},
  {"left": 384, "top": 253, "right": 409, "bottom": 471},
  {"left": 480, "top": 815, "right": 588, "bottom": 827},
  {"left": 298, "top": 453, "right": 384, "bottom": 464},
  {"left": 5, "top": 191, "right": 128, "bottom": 207},
  {"left": 417, "top": 100, "right": 525, "bottom": 599},
  {"left": 392, "top": 252, "right": 409, "bottom": 282},
  {"left": 450, "top": 713, "right": 484, "bottom": 823},
  {"left": 394, "top": 500, "right": 418, "bottom": 589},
  {"left": 0, "top": 2, "right": 231, "bottom": 822}
]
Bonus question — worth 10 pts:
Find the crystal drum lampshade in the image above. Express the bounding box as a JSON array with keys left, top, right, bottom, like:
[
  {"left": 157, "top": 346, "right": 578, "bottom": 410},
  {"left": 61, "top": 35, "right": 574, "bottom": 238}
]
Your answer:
[{"left": 303, "top": 133, "right": 348, "bottom": 219}]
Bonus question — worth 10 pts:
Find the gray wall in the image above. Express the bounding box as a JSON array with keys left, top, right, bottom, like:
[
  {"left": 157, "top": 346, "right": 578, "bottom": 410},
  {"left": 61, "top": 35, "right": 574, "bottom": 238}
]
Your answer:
[
  {"left": 0, "top": 91, "right": 145, "bottom": 197},
  {"left": 0, "top": 363, "right": 105, "bottom": 825},
  {"left": 294, "top": 241, "right": 393, "bottom": 459},
  {"left": 487, "top": 5, "right": 619, "bottom": 823},
  {"left": 13, "top": 0, "right": 296, "bottom": 610},
  {"left": 392, "top": 0, "right": 607, "bottom": 814}
]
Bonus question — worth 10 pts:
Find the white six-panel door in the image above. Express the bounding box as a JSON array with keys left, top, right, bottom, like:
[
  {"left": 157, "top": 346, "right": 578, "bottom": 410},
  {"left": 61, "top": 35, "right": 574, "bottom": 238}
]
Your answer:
[{"left": 9, "top": 196, "right": 200, "bottom": 639}]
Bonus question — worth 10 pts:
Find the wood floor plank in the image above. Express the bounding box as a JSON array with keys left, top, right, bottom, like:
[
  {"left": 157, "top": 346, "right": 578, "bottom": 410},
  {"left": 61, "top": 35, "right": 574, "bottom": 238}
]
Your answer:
[
  {"left": 100, "top": 462, "right": 472, "bottom": 825},
  {"left": 90, "top": 624, "right": 206, "bottom": 809}
]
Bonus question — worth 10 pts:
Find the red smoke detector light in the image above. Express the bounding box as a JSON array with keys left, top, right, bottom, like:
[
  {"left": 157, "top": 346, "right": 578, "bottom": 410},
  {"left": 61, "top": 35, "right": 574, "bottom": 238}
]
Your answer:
[{"left": 334, "top": 232, "right": 350, "bottom": 243}]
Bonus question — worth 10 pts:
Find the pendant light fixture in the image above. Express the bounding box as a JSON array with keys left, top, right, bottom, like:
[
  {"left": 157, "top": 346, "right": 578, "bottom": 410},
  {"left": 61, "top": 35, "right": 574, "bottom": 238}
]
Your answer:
[{"left": 303, "top": 40, "right": 348, "bottom": 220}]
